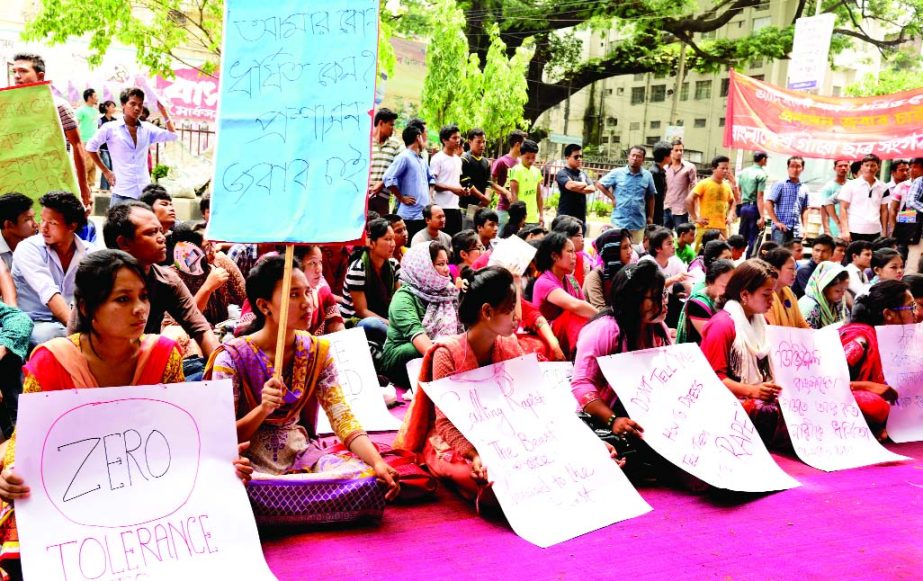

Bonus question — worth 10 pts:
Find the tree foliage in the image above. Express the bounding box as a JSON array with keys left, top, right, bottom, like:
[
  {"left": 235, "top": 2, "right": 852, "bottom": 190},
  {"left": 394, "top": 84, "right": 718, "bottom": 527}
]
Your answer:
[{"left": 845, "top": 52, "right": 923, "bottom": 97}]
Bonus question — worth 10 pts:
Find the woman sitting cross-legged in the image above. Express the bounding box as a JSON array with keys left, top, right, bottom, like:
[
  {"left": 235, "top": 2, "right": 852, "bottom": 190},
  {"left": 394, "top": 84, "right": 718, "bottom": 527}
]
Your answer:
[
  {"left": 204, "top": 255, "right": 399, "bottom": 499},
  {"left": 700, "top": 259, "right": 788, "bottom": 448},
  {"left": 0, "top": 250, "right": 252, "bottom": 577},
  {"left": 381, "top": 242, "right": 461, "bottom": 388},
  {"left": 675, "top": 259, "right": 736, "bottom": 344},
  {"left": 838, "top": 279, "right": 914, "bottom": 440}
]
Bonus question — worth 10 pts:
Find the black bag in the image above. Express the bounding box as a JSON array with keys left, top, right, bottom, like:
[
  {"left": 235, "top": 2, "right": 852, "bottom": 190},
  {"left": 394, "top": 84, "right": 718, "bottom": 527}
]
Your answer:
[{"left": 576, "top": 412, "right": 637, "bottom": 459}]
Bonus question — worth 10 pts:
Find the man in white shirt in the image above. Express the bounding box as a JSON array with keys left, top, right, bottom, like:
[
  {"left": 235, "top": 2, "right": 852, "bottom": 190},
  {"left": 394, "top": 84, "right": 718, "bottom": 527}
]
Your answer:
[
  {"left": 0, "top": 193, "right": 38, "bottom": 270},
  {"left": 429, "top": 124, "right": 464, "bottom": 236},
  {"left": 639, "top": 227, "right": 692, "bottom": 294},
  {"left": 838, "top": 154, "right": 890, "bottom": 243},
  {"left": 844, "top": 240, "right": 873, "bottom": 299},
  {"left": 86, "top": 87, "right": 178, "bottom": 205}
]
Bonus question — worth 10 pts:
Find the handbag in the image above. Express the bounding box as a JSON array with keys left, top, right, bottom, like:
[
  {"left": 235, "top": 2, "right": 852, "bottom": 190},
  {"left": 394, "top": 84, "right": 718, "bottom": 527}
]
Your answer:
[{"left": 246, "top": 473, "right": 386, "bottom": 527}]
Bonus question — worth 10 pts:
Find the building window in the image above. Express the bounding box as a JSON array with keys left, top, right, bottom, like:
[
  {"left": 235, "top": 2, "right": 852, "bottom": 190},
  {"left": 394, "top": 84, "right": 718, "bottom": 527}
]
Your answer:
[
  {"left": 719, "top": 117, "right": 726, "bottom": 127},
  {"left": 695, "top": 80, "right": 712, "bottom": 100},
  {"left": 611, "top": 134, "right": 621, "bottom": 143},
  {"left": 631, "top": 86, "right": 646, "bottom": 105},
  {"left": 616, "top": 87, "right": 624, "bottom": 96},
  {"left": 694, "top": 118, "right": 707, "bottom": 128},
  {"left": 701, "top": 30, "right": 716, "bottom": 40},
  {"left": 680, "top": 82, "right": 689, "bottom": 101},
  {"left": 629, "top": 121, "right": 641, "bottom": 130},
  {"left": 606, "top": 88, "right": 613, "bottom": 95},
  {"left": 607, "top": 117, "right": 618, "bottom": 127},
  {"left": 752, "top": 74, "right": 765, "bottom": 81},
  {"left": 751, "top": 58, "right": 764, "bottom": 69},
  {"left": 650, "top": 120, "right": 661, "bottom": 129},
  {"left": 753, "top": 16, "right": 771, "bottom": 31},
  {"left": 646, "top": 135, "right": 660, "bottom": 145},
  {"left": 755, "top": 0, "right": 770, "bottom": 10},
  {"left": 651, "top": 85, "right": 666, "bottom": 102},
  {"left": 720, "top": 78, "right": 730, "bottom": 97}
]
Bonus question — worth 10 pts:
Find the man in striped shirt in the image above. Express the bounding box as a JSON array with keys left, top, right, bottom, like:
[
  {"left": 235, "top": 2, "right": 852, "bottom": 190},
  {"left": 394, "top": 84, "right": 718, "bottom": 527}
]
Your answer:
[{"left": 368, "top": 108, "right": 402, "bottom": 216}]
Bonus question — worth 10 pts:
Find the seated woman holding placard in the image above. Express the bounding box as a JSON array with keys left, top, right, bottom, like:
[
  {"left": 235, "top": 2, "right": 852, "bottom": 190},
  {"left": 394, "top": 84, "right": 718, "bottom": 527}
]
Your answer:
[
  {"left": 204, "top": 255, "right": 399, "bottom": 518},
  {"left": 381, "top": 242, "right": 461, "bottom": 388},
  {"left": 0, "top": 250, "right": 252, "bottom": 576},
  {"left": 798, "top": 262, "right": 850, "bottom": 329},
  {"left": 531, "top": 232, "right": 598, "bottom": 358},
  {"left": 700, "top": 259, "right": 787, "bottom": 448},
  {"left": 838, "top": 280, "right": 913, "bottom": 440},
  {"left": 763, "top": 248, "right": 810, "bottom": 328}
]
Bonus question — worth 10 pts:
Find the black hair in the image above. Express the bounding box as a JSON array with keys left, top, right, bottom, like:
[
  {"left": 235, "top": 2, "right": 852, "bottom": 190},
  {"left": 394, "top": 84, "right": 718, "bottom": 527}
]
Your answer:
[
  {"left": 83, "top": 88, "right": 96, "bottom": 102},
  {"left": 758, "top": 241, "right": 780, "bottom": 257},
  {"left": 564, "top": 144, "right": 582, "bottom": 158},
  {"left": 711, "top": 155, "right": 730, "bottom": 168},
  {"left": 171, "top": 221, "right": 204, "bottom": 248},
  {"left": 705, "top": 259, "right": 736, "bottom": 285},
  {"left": 552, "top": 215, "right": 583, "bottom": 238},
  {"left": 872, "top": 248, "right": 902, "bottom": 271},
  {"left": 429, "top": 241, "right": 449, "bottom": 264},
  {"left": 698, "top": 229, "right": 722, "bottom": 253},
  {"left": 451, "top": 230, "right": 480, "bottom": 264},
  {"left": 629, "top": 145, "right": 647, "bottom": 157},
  {"left": 241, "top": 255, "right": 304, "bottom": 334},
  {"left": 903, "top": 273, "right": 923, "bottom": 299},
  {"left": 13, "top": 53, "right": 44, "bottom": 73},
  {"left": 871, "top": 236, "right": 896, "bottom": 251},
  {"left": 782, "top": 237, "right": 803, "bottom": 249},
  {"left": 846, "top": 240, "right": 872, "bottom": 263},
  {"left": 119, "top": 87, "right": 145, "bottom": 105},
  {"left": 439, "top": 124, "right": 460, "bottom": 144},
  {"left": 103, "top": 201, "right": 152, "bottom": 249},
  {"left": 763, "top": 247, "right": 793, "bottom": 270},
  {"left": 703, "top": 240, "right": 732, "bottom": 268},
  {"left": 373, "top": 108, "right": 398, "bottom": 126},
  {"left": 507, "top": 130, "right": 528, "bottom": 149},
  {"left": 39, "top": 191, "right": 86, "bottom": 229},
  {"left": 402, "top": 125, "right": 423, "bottom": 146},
  {"left": 652, "top": 141, "right": 672, "bottom": 163},
  {"left": 367, "top": 218, "right": 392, "bottom": 243},
  {"left": 199, "top": 194, "right": 210, "bottom": 215},
  {"left": 810, "top": 233, "right": 835, "bottom": 251},
  {"left": 722, "top": 259, "right": 778, "bottom": 305},
  {"left": 753, "top": 152, "right": 768, "bottom": 163},
  {"left": 675, "top": 222, "right": 695, "bottom": 236},
  {"left": 139, "top": 183, "right": 171, "bottom": 207},
  {"left": 649, "top": 228, "right": 673, "bottom": 258},
  {"left": 851, "top": 280, "right": 910, "bottom": 326},
  {"left": 598, "top": 260, "right": 668, "bottom": 351},
  {"left": 73, "top": 250, "right": 147, "bottom": 335},
  {"left": 520, "top": 140, "right": 539, "bottom": 155},
  {"left": 516, "top": 225, "right": 546, "bottom": 240},
  {"left": 787, "top": 156, "right": 805, "bottom": 168},
  {"left": 861, "top": 153, "right": 882, "bottom": 166},
  {"left": 911, "top": 158, "right": 923, "bottom": 169},
  {"left": 423, "top": 204, "right": 441, "bottom": 221},
  {"left": 474, "top": 208, "right": 498, "bottom": 229},
  {"left": 833, "top": 237, "right": 848, "bottom": 249},
  {"left": 467, "top": 128, "right": 485, "bottom": 140},
  {"left": 0, "top": 193, "right": 34, "bottom": 229},
  {"left": 367, "top": 210, "right": 381, "bottom": 223},
  {"left": 408, "top": 118, "right": 426, "bottom": 130},
  {"left": 726, "top": 234, "right": 747, "bottom": 250},
  {"left": 535, "top": 232, "right": 570, "bottom": 272},
  {"left": 99, "top": 100, "right": 116, "bottom": 114},
  {"left": 500, "top": 201, "right": 528, "bottom": 238},
  {"left": 384, "top": 213, "right": 404, "bottom": 226},
  {"left": 458, "top": 266, "right": 517, "bottom": 328}
]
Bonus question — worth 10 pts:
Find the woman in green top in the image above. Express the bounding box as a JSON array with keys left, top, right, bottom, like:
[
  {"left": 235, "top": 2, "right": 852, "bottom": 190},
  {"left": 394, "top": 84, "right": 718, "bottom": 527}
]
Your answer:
[
  {"left": 798, "top": 262, "right": 850, "bottom": 329},
  {"left": 676, "top": 259, "right": 735, "bottom": 344},
  {"left": 381, "top": 242, "right": 461, "bottom": 387}
]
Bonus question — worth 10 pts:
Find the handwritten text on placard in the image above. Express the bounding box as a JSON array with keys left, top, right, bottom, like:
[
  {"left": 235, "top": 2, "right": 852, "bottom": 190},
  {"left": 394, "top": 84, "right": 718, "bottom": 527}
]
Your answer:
[
  {"left": 599, "top": 344, "right": 799, "bottom": 492},
  {"left": 768, "top": 326, "right": 906, "bottom": 470},
  {"left": 877, "top": 323, "right": 923, "bottom": 443},
  {"left": 422, "top": 354, "right": 651, "bottom": 548}
]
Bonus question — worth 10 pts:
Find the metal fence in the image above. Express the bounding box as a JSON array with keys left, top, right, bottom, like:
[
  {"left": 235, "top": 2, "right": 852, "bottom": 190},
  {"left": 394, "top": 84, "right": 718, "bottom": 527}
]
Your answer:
[{"left": 153, "top": 124, "right": 215, "bottom": 166}]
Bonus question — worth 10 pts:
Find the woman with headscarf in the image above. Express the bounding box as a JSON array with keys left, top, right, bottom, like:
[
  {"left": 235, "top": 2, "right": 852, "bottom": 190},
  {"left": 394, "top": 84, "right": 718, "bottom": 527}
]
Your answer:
[
  {"left": 798, "top": 262, "right": 850, "bottom": 329},
  {"left": 583, "top": 228, "right": 634, "bottom": 310},
  {"left": 381, "top": 242, "right": 461, "bottom": 387}
]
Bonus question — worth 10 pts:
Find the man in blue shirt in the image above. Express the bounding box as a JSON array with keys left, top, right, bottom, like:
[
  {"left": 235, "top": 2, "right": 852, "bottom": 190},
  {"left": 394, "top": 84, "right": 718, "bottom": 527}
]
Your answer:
[
  {"left": 596, "top": 145, "right": 657, "bottom": 243},
  {"left": 383, "top": 125, "right": 434, "bottom": 242},
  {"left": 765, "top": 156, "right": 810, "bottom": 244}
]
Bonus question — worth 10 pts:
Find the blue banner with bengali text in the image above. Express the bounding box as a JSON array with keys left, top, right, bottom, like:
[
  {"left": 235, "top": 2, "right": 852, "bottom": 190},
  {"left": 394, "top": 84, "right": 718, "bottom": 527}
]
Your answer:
[{"left": 210, "top": 0, "right": 379, "bottom": 243}]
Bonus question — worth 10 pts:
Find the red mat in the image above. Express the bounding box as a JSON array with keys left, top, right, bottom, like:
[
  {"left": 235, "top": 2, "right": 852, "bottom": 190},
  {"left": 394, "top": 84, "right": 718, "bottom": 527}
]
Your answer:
[{"left": 260, "top": 440, "right": 923, "bottom": 579}]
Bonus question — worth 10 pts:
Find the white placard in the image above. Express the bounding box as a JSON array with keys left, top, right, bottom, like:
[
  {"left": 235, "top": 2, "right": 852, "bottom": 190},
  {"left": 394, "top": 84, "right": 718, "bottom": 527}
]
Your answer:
[
  {"left": 421, "top": 354, "right": 651, "bottom": 548},
  {"left": 877, "top": 323, "right": 923, "bottom": 443},
  {"left": 787, "top": 13, "right": 836, "bottom": 90},
  {"left": 540, "top": 361, "right": 577, "bottom": 410},
  {"left": 488, "top": 235, "right": 538, "bottom": 276},
  {"left": 405, "top": 357, "right": 424, "bottom": 392},
  {"left": 316, "top": 328, "right": 401, "bottom": 434},
  {"left": 767, "top": 326, "right": 907, "bottom": 470},
  {"left": 15, "top": 381, "right": 274, "bottom": 581},
  {"left": 599, "top": 344, "right": 800, "bottom": 492}
]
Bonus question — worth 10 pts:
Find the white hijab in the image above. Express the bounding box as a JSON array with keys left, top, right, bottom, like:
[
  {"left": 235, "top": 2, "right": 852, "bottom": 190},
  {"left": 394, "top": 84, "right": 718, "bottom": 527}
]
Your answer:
[{"left": 723, "top": 299, "right": 771, "bottom": 384}]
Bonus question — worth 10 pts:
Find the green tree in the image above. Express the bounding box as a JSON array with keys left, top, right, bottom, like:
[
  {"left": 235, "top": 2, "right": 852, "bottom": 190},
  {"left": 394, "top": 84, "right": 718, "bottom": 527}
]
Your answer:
[
  {"left": 419, "top": 0, "right": 474, "bottom": 128},
  {"left": 845, "top": 52, "right": 923, "bottom": 97}
]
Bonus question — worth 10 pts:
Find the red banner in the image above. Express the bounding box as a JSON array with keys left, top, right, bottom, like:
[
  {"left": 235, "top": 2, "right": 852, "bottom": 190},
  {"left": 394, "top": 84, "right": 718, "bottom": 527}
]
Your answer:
[
  {"left": 155, "top": 68, "right": 219, "bottom": 123},
  {"left": 724, "top": 70, "right": 923, "bottom": 160}
]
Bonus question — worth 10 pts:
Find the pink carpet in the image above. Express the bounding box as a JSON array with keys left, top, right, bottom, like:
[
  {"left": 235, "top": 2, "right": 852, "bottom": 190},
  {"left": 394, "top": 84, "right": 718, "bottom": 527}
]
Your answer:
[{"left": 260, "top": 430, "right": 923, "bottom": 579}]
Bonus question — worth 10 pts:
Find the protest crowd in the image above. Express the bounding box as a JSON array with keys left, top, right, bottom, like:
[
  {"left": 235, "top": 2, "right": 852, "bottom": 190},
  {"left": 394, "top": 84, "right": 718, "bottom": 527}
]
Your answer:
[{"left": 2, "top": 50, "right": 923, "bottom": 579}]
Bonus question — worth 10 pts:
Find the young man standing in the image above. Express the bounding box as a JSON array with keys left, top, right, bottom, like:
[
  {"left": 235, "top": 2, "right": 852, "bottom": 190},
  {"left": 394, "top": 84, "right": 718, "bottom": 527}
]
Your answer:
[
  {"left": 12, "top": 191, "right": 93, "bottom": 347},
  {"left": 792, "top": 234, "right": 835, "bottom": 298},
  {"left": 555, "top": 144, "right": 595, "bottom": 226},
  {"left": 491, "top": 130, "right": 527, "bottom": 229},
  {"left": 886, "top": 159, "right": 915, "bottom": 260},
  {"left": 508, "top": 140, "right": 544, "bottom": 226},
  {"left": 648, "top": 141, "right": 673, "bottom": 228},
  {"left": 597, "top": 145, "right": 657, "bottom": 243},
  {"left": 766, "top": 156, "right": 810, "bottom": 244},
  {"left": 663, "top": 138, "right": 697, "bottom": 228},
  {"left": 430, "top": 124, "right": 465, "bottom": 236},
  {"left": 736, "top": 151, "right": 768, "bottom": 256},
  {"left": 367, "top": 108, "right": 402, "bottom": 216},
  {"left": 12, "top": 53, "right": 91, "bottom": 208},
  {"left": 459, "top": 128, "right": 492, "bottom": 228},
  {"left": 75, "top": 88, "right": 100, "bottom": 189},
  {"left": 821, "top": 159, "right": 851, "bottom": 237},
  {"left": 410, "top": 204, "right": 452, "bottom": 248},
  {"left": 687, "top": 155, "right": 736, "bottom": 248},
  {"left": 384, "top": 125, "right": 435, "bottom": 242},
  {"left": 838, "top": 154, "right": 889, "bottom": 243},
  {"left": 0, "top": 193, "right": 38, "bottom": 270},
  {"left": 86, "top": 87, "right": 178, "bottom": 205}
]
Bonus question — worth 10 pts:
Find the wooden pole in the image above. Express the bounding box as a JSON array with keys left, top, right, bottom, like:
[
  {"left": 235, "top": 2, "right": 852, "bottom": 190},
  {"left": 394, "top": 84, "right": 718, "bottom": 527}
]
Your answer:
[{"left": 273, "top": 244, "right": 295, "bottom": 377}]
